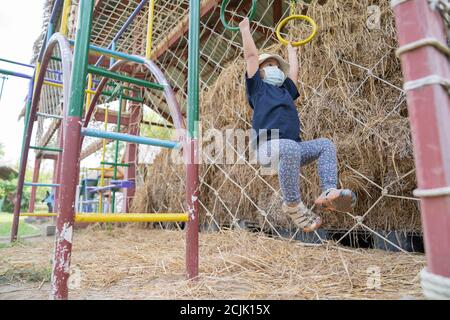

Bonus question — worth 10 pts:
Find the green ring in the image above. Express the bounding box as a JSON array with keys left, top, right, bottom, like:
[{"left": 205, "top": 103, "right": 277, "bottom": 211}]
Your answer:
[{"left": 220, "top": 0, "right": 258, "bottom": 32}]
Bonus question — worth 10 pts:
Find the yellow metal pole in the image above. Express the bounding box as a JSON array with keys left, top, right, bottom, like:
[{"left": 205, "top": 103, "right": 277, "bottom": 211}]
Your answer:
[
  {"left": 33, "top": 63, "right": 41, "bottom": 97},
  {"left": 44, "top": 81, "right": 96, "bottom": 95},
  {"left": 76, "top": 213, "right": 189, "bottom": 223},
  {"left": 21, "top": 213, "right": 58, "bottom": 218},
  {"left": 146, "top": 0, "right": 156, "bottom": 59},
  {"left": 60, "top": 0, "right": 72, "bottom": 36},
  {"left": 21, "top": 213, "right": 189, "bottom": 223},
  {"left": 85, "top": 74, "right": 93, "bottom": 112}
]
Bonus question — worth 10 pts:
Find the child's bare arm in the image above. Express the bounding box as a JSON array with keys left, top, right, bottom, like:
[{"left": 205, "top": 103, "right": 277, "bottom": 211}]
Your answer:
[
  {"left": 239, "top": 18, "right": 259, "bottom": 78},
  {"left": 287, "top": 44, "right": 299, "bottom": 83}
]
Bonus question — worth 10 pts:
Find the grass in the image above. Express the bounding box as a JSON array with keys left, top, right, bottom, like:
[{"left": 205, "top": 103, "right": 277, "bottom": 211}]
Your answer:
[
  {"left": 0, "top": 212, "right": 41, "bottom": 238},
  {"left": 0, "top": 266, "right": 52, "bottom": 284}
]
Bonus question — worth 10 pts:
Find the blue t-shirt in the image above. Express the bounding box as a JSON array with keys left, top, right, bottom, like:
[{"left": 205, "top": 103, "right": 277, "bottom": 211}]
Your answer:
[{"left": 245, "top": 70, "right": 301, "bottom": 147}]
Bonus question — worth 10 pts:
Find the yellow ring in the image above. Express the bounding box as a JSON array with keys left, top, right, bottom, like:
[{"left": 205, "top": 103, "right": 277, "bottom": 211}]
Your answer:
[{"left": 276, "top": 15, "right": 318, "bottom": 47}]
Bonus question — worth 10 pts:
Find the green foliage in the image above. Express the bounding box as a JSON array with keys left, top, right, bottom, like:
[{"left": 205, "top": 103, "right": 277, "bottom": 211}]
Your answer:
[
  {"left": 141, "top": 108, "right": 174, "bottom": 141},
  {"left": 0, "top": 212, "right": 41, "bottom": 238},
  {"left": 0, "top": 163, "right": 53, "bottom": 213},
  {"left": 0, "top": 266, "right": 52, "bottom": 284},
  {"left": 0, "top": 178, "right": 28, "bottom": 212}
]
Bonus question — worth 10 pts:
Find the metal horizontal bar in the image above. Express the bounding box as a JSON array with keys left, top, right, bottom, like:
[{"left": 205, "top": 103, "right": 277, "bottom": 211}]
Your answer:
[
  {"left": 68, "top": 40, "right": 144, "bottom": 64},
  {"left": 101, "top": 161, "right": 131, "bottom": 167},
  {"left": 21, "top": 213, "right": 58, "bottom": 217},
  {"left": 30, "top": 146, "right": 63, "bottom": 153},
  {"left": 81, "top": 128, "right": 180, "bottom": 149},
  {"left": 0, "top": 68, "right": 32, "bottom": 80},
  {"left": 24, "top": 183, "right": 60, "bottom": 188},
  {"left": 102, "top": 90, "right": 144, "bottom": 103},
  {"left": 36, "top": 112, "right": 64, "bottom": 120},
  {"left": 43, "top": 79, "right": 143, "bottom": 102},
  {"left": 0, "top": 57, "right": 34, "bottom": 69},
  {"left": 21, "top": 213, "right": 189, "bottom": 223},
  {"left": 87, "top": 65, "right": 165, "bottom": 91},
  {"left": 76, "top": 213, "right": 189, "bottom": 223}
]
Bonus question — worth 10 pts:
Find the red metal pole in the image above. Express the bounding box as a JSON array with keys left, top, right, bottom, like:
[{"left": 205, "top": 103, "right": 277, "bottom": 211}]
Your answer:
[
  {"left": 186, "top": 138, "right": 199, "bottom": 280},
  {"left": 28, "top": 156, "right": 42, "bottom": 213},
  {"left": 124, "top": 101, "right": 141, "bottom": 213},
  {"left": 51, "top": 0, "right": 94, "bottom": 300},
  {"left": 52, "top": 119, "right": 82, "bottom": 300},
  {"left": 392, "top": 0, "right": 450, "bottom": 298}
]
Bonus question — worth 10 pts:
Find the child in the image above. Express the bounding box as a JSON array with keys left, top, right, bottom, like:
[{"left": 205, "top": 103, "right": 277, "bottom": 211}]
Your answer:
[
  {"left": 41, "top": 190, "right": 54, "bottom": 213},
  {"left": 239, "top": 18, "right": 356, "bottom": 233}
]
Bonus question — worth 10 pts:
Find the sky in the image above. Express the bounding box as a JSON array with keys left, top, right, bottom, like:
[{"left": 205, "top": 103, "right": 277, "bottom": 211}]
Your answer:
[
  {"left": 0, "top": 1, "right": 159, "bottom": 173},
  {"left": 0, "top": 0, "right": 46, "bottom": 166}
]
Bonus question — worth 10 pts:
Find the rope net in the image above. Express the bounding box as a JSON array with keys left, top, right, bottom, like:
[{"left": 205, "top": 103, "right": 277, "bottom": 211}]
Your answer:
[{"left": 34, "top": 0, "right": 421, "bottom": 251}]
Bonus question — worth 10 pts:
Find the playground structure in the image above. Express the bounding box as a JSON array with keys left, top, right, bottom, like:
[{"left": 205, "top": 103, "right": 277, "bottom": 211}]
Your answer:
[
  {"left": 0, "top": 0, "right": 448, "bottom": 300},
  {"left": 3, "top": 0, "right": 197, "bottom": 300}
]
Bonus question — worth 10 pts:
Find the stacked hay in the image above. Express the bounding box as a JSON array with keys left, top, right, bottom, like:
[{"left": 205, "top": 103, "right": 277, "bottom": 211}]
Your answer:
[{"left": 133, "top": 0, "right": 421, "bottom": 232}]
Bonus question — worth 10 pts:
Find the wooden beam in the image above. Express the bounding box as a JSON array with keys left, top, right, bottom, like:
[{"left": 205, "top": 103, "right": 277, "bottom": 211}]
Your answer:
[
  {"left": 152, "top": 0, "right": 219, "bottom": 61},
  {"left": 93, "top": 108, "right": 131, "bottom": 126},
  {"left": 273, "top": 0, "right": 284, "bottom": 26}
]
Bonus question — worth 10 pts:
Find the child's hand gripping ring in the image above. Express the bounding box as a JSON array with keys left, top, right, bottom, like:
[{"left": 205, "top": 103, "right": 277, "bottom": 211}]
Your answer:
[{"left": 220, "top": 0, "right": 258, "bottom": 32}]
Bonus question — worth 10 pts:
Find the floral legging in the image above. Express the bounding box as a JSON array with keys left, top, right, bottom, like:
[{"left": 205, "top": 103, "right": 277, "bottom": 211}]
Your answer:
[{"left": 258, "top": 138, "right": 338, "bottom": 204}]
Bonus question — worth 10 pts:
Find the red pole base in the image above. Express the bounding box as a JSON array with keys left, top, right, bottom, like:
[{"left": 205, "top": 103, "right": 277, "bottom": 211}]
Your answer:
[
  {"left": 51, "top": 117, "right": 81, "bottom": 300},
  {"left": 186, "top": 138, "right": 199, "bottom": 280}
]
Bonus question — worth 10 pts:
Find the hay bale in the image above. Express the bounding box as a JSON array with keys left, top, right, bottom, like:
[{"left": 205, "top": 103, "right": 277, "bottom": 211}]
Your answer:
[
  {"left": 0, "top": 227, "right": 427, "bottom": 299},
  {"left": 135, "top": 0, "right": 421, "bottom": 232}
]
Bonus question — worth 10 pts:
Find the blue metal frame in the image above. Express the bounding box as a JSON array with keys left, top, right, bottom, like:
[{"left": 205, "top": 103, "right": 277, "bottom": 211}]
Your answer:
[{"left": 81, "top": 128, "right": 180, "bottom": 149}]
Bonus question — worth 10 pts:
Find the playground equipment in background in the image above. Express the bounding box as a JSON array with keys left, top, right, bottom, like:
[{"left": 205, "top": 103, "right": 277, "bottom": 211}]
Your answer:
[
  {"left": 276, "top": 0, "right": 318, "bottom": 47},
  {"left": 93, "top": 83, "right": 141, "bottom": 214},
  {"left": 78, "top": 176, "right": 99, "bottom": 213},
  {"left": 2, "top": 0, "right": 199, "bottom": 300}
]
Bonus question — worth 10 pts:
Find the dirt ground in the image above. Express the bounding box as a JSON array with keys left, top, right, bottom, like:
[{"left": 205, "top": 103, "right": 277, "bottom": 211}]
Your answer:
[{"left": 0, "top": 226, "right": 426, "bottom": 300}]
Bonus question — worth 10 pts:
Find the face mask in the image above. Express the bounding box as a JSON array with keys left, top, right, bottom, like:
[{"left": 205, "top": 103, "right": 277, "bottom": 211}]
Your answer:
[{"left": 262, "top": 66, "right": 286, "bottom": 87}]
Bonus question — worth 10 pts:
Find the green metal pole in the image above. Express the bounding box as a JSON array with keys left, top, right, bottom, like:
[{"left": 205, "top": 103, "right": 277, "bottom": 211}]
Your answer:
[
  {"left": 69, "top": 19, "right": 94, "bottom": 118},
  {"left": 87, "top": 65, "right": 165, "bottom": 91},
  {"left": 101, "top": 161, "right": 130, "bottom": 168},
  {"left": 52, "top": 0, "right": 95, "bottom": 300},
  {"left": 111, "top": 89, "right": 123, "bottom": 214},
  {"left": 30, "top": 146, "right": 63, "bottom": 153},
  {"left": 188, "top": 4, "right": 200, "bottom": 139},
  {"left": 101, "top": 91, "right": 144, "bottom": 103}
]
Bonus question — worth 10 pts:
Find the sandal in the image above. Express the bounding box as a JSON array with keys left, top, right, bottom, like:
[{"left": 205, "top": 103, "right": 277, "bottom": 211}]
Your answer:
[
  {"left": 315, "top": 188, "right": 357, "bottom": 212},
  {"left": 282, "top": 202, "right": 322, "bottom": 233}
]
